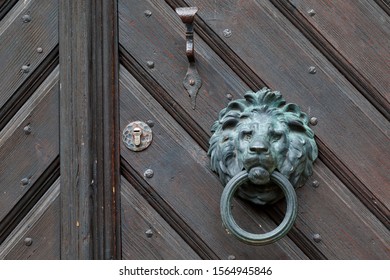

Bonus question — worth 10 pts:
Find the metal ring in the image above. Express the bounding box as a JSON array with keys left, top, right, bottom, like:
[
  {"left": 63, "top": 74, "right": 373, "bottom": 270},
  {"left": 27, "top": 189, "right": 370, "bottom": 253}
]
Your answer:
[{"left": 220, "top": 170, "right": 298, "bottom": 245}]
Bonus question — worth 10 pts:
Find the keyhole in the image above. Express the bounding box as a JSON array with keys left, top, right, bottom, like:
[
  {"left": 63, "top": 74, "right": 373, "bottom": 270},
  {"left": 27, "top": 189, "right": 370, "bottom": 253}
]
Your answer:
[{"left": 133, "top": 127, "right": 142, "bottom": 146}]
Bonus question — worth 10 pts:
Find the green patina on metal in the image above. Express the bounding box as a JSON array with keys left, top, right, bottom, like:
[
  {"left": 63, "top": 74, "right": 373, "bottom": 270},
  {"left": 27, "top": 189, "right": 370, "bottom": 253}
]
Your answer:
[{"left": 208, "top": 88, "right": 318, "bottom": 205}]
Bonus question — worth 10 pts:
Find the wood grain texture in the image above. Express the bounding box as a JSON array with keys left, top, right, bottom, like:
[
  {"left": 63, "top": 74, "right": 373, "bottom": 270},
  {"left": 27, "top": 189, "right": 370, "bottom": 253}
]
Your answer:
[
  {"left": 0, "top": 179, "right": 60, "bottom": 260},
  {"left": 0, "top": 0, "right": 58, "bottom": 109},
  {"left": 120, "top": 66, "right": 307, "bottom": 260},
  {"left": 0, "top": 0, "right": 18, "bottom": 21},
  {"left": 0, "top": 68, "right": 59, "bottom": 223},
  {"left": 270, "top": 0, "right": 389, "bottom": 119},
  {"left": 119, "top": 0, "right": 252, "bottom": 152},
  {"left": 121, "top": 177, "right": 201, "bottom": 260},
  {"left": 180, "top": 0, "right": 390, "bottom": 222},
  {"left": 119, "top": 0, "right": 390, "bottom": 258},
  {"left": 285, "top": 160, "right": 390, "bottom": 259},
  {"left": 0, "top": 46, "right": 59, "bottom": 132},
  {"left": 374, "top": 0, "right": 390, "bottom": 15},
  {"left": 59, "top": 0, "right": 120, "bottom": 259},
  {"left": 90, "top": 0, "right": 121, "bottom": 260},
  {"left": 119, "top": 56, "right": 390, "bottom": 260}
]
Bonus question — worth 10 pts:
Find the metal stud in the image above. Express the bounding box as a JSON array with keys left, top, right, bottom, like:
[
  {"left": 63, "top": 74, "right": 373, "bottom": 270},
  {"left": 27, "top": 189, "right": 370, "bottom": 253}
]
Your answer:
[
  {"left": 23, "top": 124, "right": 32, "bottom": 134},
  {"left": 145, "top": 229, "right": 153, "bottom": 238},
  {"left": 37, "top": 47, "right": 43, "bottom": 53},
  {"left": 310, "top": 117, "right": 318, "bottom": 126},
  {"left": 22, "top": 14, "right": 31, "bottom": 23},
  {"left": 228, "top": 255, "right": 236, "bottom": 260},
  {"left": 24, "top": 237, "right": 33, "bottom": 246},
  {"left": 313, "top": 233, "right": 322, "bottom": 243},
  {"left": 144, "top": 169, "right": 154, "bottom": 179},
  {"left": 21, "top": 178, "right": 29, "bottom": 186},
  {"left": 312, "top": 180, "right": 320, "bottom": 188},
  {"left": 144, "top": 10, "right": 152, "bottom": 17},
  {"left": 21, "top": 65, "right": 30, "bottom": 73},
  {"left": 226, "top": 93, "right": 233, "bottom": 101},
  {"left": 308, "top": 9, "right": 316, "bottom": 17},
  {"left": 223, "top": 29, "right": 232, "bottom": 38},
  {"left": 146, "top": 120, "right": 155, "bottom": 128},
  {"left": 308, "top": 66, "right": 317, "bottom": 74},
  {"left": 146, "top": 61, "right": 155, "bottom": 69}
]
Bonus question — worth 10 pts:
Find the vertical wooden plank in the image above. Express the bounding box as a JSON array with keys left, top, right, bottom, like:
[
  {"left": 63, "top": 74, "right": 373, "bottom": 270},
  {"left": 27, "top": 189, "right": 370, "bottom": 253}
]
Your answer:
[
  {"left": 91, "top": 0, "right": 121, "bottom": 260},
  {"left": 59, "top": 0, "right": 120, "bottom": 259}
]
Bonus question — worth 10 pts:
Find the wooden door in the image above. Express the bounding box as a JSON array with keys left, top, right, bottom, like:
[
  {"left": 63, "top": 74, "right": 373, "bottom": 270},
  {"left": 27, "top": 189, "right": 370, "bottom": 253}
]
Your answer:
[{"left": 0, "top": 0, "right": 389, "bottom": 259}]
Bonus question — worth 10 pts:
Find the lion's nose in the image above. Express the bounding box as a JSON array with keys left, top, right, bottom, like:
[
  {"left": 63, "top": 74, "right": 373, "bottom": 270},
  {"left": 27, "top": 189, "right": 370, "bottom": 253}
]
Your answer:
[{"left": 249, "top": 140, "right": 269, "bottom": 153}]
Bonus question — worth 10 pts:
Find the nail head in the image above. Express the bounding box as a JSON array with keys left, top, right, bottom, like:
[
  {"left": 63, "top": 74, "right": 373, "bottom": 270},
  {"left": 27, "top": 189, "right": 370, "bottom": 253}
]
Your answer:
[
  {"left": 146, "top": 61, "right": 155, "bottom": 69},
  {"left": 21, "top": 65, "right": 30, "bottom": 73},
  {"left": 226, "top": 93, "right": 233, "bottom": 100},
  {"left": 228, "top": 255, "right": 236, "bottom": 260},
  {"left": 145, "top": 229, "right": 153, "bottom": 238},
  {"left": 146, "top": 120, "right": 155, "bottom": 128},
  {"left": 37, "top": 47, "right": 43, "bottom": 53},
  {"left": 309, "top": 66, "right": 317, "bottom": 74},
  {"left": 313, "top": 233, "right": 322, "bottom": 243},
  {"left": 310, "top": 117, "right": 318, "bottom": 126},
  {"left": 24, "top": 237, "right": 33, "bottom": 246},
  {"left": 144, "top": 10, "right": 152, "bottom": 17},
  {"left": 21, "top": 178, "right": 29, "bottom": 186},
  {"left": 23, "top": 125, "right": 32, "bottom": 134},
  {"left": 223, "top": 29, "right": 232, "bottom": 38},
  {"left": 312, "top": 180, "right": 320, "bottom": 188},
  {"left": 308, "top": 9, "right": 316, "bottom": 17},
  {"left": 144, "top": 169, "right": 154, "bottom": 179},
  {"left": 22, "top": 14, "right": 31, "bottom": 23}
]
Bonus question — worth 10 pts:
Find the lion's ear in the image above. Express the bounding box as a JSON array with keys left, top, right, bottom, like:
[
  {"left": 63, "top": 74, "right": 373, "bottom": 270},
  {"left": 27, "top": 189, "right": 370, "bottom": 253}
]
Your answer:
[
  {"left": 287, "top": 119, "right": 306, "bottom": 133},
  {"left": 221, "top": 118, "right": 239, "bottom": 130}
]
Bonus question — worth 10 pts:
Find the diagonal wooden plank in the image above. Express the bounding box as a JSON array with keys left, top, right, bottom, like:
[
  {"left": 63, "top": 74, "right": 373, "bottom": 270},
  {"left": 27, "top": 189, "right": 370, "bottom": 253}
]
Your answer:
[
  {"left": 120, "top": 66, "right": 308, "bottom": 260},
  {"left": 0, "top": 67, "right": 59, "bottom": 224},
  {"left": 270, "top": 0, "right": 389, "bottom": 119},
  {"left": 0, "top": 178, "right": 60, "bottom": 260},
  {"left": 119, "top": 0, "right": 390, "bottom": 258},
  {"left": 170, "top": 0, "right": 390, "bottom": 220},
  {"left": 0, "top": 0, "right": 19, "bottom": 21},
  {"left": 121, "top": 176, "right": 201, "bottom": 260},
  {"left": 0, "top": 0, "right": 58, "bottom": 109}
]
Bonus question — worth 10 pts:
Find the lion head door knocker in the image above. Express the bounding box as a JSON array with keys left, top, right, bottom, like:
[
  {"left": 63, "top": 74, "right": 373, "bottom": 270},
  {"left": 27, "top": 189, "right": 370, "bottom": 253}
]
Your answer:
[{"left": 208, "top": 88, "right": 318, "bottom": 245}]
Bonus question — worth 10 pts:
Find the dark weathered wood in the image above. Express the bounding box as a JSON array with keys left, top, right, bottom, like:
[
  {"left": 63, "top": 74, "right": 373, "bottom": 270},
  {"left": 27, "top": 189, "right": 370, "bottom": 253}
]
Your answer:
[
  {"left": 0, "top": 0, "right": 18, "bottom": 21},
  {"left": 120, "top": 66, "right": 308, "bottom": 260},
  {"left": 90, "top": 0, "right": 121, "bottom": 260},
  {"left": 121, "top": 177, "right": 201, "bottom": 260},
  {"left": 121, "top": 159, "right": 219, "bottom": 259},
  {"left": 165, "top": 0, "right": 267, "bottom": 91},
  {"left": 0, "top": 46, "right": 59, "bottom": 131},
  {"left": 0, "top": 0, "right": 58, "bottom": 109},
  {"left": 283, "top": 160, "right": 390, "bottom": 259},
  {"left": 374, "top": 0, "right": 390, "bottom": 16},
  {"left": 270, "top": 0, "right": 389, "bottom": 119},
  {"left": 0, "top": 68, "right": 59, "bottom": 224},
  {"left": 120, "top": 67, "right": 390, "bottom": 259},
  {"left": 119, "top": 0, "right": 390, "bottom": 258},
  {"left": 119, "top": 0, "right": 252, "bottom": 149},
  {"left": 0, "top": 156, "right": 59, "bottom": 245},
  {"left": 59, "top": 0, "right": 120, "bottom": 259},
  {"left": 0, "top": 179, "right": 60, "bottom": 260},
  {"left": 180, "top": 0, "right": 390, "bottom": 224}
]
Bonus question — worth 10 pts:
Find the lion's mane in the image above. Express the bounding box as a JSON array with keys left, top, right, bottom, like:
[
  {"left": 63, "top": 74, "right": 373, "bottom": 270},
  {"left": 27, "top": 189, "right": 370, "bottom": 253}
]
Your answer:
[{"left": 208, "top": 88, "right": 318, "bottom": 205}]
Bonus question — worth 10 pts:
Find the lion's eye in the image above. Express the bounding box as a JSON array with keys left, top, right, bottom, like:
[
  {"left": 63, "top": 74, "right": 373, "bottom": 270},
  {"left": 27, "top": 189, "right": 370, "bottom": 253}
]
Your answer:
[
  {"left": 271, "top": 131, "right": 283, "bottom": 141},
  {"left": 242, "top": 131, "right": 252, "bottom": 141}
]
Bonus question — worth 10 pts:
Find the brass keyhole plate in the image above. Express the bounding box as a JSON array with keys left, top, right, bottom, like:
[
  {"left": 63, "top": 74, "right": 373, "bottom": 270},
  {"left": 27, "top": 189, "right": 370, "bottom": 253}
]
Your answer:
[{"left": 122, "top": 121, "right": 153, "bottom": 152}]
